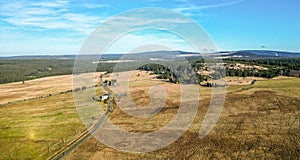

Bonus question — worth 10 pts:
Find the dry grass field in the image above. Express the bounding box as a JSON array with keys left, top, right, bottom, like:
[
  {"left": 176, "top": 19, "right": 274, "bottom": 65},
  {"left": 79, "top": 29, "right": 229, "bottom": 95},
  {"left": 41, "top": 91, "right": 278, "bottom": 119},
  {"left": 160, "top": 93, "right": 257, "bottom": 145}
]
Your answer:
[
  {"left": 64, "top": 71, "right": 300, "bottom": 159},
  {"left": 0, "top": 71, "right": 299, "bottom": 159},
  {"left": 0, "top": 72, "right": 104, "bottom": 105}
]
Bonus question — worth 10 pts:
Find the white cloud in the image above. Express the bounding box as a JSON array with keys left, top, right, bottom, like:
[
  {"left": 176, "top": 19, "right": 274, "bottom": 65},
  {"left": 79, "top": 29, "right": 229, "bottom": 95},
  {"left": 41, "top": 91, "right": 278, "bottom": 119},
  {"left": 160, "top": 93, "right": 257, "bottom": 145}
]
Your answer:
[
  {"left": 32, "top": 1, "right": 70, "bottom": 8},
  {"left": 0, "top": 0, "right": 107, "bottom": 34},
  {"left": 83, "top": 4, "right": 110, "bottom": 9},
  {"left": 172, "top": 0, "right": 244, "bottom": 16},
  {"left": 0, "top": 1, "right": 219, "bottom": 55},
  {"left": 197, "top": 0, "right": 244, "bottom": 9},
  {"left": 77, "top": 8, "right": 217, "bottom": 54}
]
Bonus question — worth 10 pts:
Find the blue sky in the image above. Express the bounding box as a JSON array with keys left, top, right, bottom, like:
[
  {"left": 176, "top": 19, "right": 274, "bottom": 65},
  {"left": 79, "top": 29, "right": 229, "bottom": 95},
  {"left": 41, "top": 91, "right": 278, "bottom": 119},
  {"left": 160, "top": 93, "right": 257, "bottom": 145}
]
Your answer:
[{"left": 0, "top": 0, "right": 299, "bottom": 56}]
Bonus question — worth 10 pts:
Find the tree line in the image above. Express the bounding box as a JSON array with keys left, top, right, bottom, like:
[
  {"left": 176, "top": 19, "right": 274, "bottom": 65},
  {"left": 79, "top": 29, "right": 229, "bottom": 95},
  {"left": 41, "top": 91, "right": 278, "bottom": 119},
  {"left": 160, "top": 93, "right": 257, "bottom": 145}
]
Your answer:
[
  {"left": 224, "top": 58, "right": 300, "bottom": 78},
  {"left": 138, "top": 63, "right": 211, "bottom": 84},
  {"left": 138, "top": 58, "right": 300, "bottom": 86}
]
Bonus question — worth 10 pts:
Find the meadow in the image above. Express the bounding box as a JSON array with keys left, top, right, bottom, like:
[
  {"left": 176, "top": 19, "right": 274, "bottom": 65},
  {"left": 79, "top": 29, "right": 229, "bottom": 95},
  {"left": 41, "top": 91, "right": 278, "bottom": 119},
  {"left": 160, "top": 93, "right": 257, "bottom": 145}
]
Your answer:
[
  {"left": 64, "top": 72, "right": 299, "bottom": 159},
  {"left": 0, "top": 92, "right": 85, "bottom": 159},
  {"left": 0, "top": 70, "right": 299, "bottom": 159},
  {"left": 0, "top": 72, "right": 104, "bottom": 159}
]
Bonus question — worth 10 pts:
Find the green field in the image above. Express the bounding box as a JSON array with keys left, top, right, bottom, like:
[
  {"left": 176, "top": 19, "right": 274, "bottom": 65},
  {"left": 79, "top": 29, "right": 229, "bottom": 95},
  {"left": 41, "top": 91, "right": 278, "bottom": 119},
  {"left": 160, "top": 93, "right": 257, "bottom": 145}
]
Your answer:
[
  {"left": 0, "top": 93, "right": 84, "bottom": 159},
  {"left": 0, "top": 80, "right": 109, "bottom": 159}
]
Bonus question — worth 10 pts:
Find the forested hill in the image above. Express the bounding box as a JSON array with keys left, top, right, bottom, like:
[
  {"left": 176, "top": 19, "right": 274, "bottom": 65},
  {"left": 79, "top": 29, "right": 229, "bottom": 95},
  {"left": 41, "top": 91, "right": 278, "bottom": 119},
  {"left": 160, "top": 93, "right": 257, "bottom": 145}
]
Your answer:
[
  {"left": 1, "top": 50, "right": 300, "bottom": 60},
  {"left": 0, "top": 59, "right": 75, "bottom": 84},
  {"left": 0, "top": 50, "right": 300, "bottom": 84},
  {"left": 212, "top": 50, "right": 300, "bottom": 58}
]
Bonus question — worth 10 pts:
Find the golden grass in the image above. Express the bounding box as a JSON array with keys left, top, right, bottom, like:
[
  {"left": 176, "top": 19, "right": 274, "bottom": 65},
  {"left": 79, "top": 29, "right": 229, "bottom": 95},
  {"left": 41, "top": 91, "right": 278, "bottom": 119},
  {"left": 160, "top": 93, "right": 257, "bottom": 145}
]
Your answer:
[
  {"left": 0, "top": 72, "right": 104, "bottom": 105},
  {"left": 64, "top": 72, "right": 300, "bottom": 159},
  {"left": 228, "top": 77, "right": 300, "bottom": 98},
  {"left": 0, "top": 70, "right": 299, "bottom": 159}
]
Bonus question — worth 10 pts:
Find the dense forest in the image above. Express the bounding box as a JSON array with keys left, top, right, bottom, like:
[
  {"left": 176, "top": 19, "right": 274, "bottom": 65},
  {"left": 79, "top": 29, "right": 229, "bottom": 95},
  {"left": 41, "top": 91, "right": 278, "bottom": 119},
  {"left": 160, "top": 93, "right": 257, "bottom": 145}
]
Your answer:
[
  {"left": 138, "top": 63, "right": 210, "bottom": 84},
  {"left": 0, "top": 59, "right": 119, "bottom": 84},
  {"left": 223, "top": 58, "right": 300, "bottom": 78},
  {"left": 0, "top": 59, "right": 74, "bottom": 84},
  {"left": 139, "top": 58, "right": 300, "bottom": 85}
]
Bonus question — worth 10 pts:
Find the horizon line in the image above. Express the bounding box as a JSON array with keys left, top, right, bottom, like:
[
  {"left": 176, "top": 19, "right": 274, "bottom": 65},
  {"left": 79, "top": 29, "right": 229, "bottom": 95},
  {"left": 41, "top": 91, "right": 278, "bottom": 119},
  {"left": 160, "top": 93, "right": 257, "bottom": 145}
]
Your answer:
[{"left": 1, "top": 49, "right": 300, "bottom": 57}]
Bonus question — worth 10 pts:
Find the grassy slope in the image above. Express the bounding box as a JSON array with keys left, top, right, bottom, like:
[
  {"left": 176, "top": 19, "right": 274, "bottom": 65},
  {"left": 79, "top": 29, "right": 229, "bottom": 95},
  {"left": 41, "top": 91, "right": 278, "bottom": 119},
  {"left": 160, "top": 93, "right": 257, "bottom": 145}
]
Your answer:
[
  {"left": 0, "top": 73, "right": 107, "bottom": 160},
  {"left": 0, "top": 93, "right": 85, "bottom": 159},
  {"left": 63, "top": 77, "right": 300, "bottom": 159}
]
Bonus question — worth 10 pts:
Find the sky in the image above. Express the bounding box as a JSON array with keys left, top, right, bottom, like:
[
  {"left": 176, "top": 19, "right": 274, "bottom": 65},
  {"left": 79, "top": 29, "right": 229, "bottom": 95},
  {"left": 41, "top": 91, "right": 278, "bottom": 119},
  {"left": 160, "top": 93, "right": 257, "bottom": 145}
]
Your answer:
[{"left": 0, "top": 0, "right": 299, "bottom": 56}]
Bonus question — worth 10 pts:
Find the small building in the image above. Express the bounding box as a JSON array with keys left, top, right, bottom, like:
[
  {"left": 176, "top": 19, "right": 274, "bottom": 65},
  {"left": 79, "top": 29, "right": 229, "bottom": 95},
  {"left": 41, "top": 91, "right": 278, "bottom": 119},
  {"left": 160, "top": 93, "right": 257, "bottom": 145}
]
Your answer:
[{"left": 101, "top": 94, "right": 109, "bottom": 101}]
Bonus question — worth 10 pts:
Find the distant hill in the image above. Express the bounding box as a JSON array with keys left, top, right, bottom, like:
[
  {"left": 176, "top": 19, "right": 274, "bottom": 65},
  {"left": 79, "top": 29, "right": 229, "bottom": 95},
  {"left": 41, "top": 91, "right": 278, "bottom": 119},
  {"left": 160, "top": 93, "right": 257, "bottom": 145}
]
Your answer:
[
  {"left": 1, "top": 50, "right": 299, "bottom": 60},
  {"left": 213, "top": 50, "right": 300, "bottom": 58},
  {"left": 0, "top": 55, "right": 76, "bottom": 60}
]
